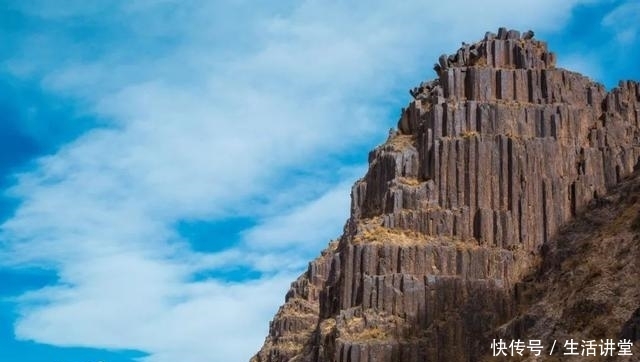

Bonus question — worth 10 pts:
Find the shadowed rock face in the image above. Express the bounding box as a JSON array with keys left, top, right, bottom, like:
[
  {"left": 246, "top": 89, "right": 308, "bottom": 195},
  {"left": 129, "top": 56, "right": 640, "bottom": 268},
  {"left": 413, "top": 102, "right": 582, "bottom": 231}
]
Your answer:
[{"left": 251, "top": 28, "right": 640, "bottom": 362}]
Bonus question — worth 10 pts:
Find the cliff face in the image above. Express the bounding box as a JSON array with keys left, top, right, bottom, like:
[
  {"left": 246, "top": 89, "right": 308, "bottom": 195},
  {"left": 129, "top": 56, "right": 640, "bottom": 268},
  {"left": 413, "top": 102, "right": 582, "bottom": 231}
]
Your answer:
[
  {"left": 495, "top": 168, "right": 640, "bottom": 362},
  {"left": 252, "top": 28, "right": 640, "bottom": 362}
]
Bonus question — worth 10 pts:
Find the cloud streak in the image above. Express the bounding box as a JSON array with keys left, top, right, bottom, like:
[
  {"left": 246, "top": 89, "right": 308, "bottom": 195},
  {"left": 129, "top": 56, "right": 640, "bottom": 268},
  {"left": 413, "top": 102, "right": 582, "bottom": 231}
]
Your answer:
[{"left": 602, "top": 1, "right": 640, "bottom": 44}]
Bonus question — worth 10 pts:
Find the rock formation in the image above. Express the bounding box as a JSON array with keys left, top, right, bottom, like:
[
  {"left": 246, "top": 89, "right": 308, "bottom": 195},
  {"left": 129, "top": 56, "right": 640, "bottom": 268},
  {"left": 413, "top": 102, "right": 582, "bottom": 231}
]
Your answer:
[{"left": 252, "top": 28, "right": 640, "bottom": 362}]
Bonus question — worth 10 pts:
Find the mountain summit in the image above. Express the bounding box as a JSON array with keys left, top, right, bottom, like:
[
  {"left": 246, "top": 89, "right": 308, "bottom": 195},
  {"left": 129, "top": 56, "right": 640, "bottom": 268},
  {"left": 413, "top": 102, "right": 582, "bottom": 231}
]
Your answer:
[{"left": 252, "top": 28, "right": 640, "bottom": 362}]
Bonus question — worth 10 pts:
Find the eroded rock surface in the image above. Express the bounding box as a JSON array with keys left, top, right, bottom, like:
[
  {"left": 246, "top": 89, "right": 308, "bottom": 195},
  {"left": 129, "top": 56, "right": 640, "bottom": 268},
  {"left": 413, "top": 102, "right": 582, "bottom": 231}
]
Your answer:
[{"left": 252, "top": 28, "right": 640, "bottom": 362}]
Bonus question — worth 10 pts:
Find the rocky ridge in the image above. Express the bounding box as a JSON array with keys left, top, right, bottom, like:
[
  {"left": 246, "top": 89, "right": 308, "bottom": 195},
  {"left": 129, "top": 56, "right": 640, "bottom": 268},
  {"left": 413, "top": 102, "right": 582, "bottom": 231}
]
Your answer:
[{"left": 251, "top": 28, "right": 640, "bottom": 362}]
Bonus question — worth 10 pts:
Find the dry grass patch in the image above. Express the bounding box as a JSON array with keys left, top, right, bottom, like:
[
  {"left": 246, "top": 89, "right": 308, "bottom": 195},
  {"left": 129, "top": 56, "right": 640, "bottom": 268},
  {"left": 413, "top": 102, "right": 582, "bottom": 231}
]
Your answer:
[
  {"left": 320, "top": 318, "right": 336, "bottom": 335},
  {"left": 397, "top": 176, "right": 422, "bottom": 186},
  {"left": 385, "top": 134, "right": 416, "bottom": 151},
  {"left": 354, "top": 326, "right": 388, "bottom": 341},
  {"left": 460, "top": 130, "right": 479, "bottom": 138},
  {"left": 353, "top": 225, "right": 428, "bottom": 246}
]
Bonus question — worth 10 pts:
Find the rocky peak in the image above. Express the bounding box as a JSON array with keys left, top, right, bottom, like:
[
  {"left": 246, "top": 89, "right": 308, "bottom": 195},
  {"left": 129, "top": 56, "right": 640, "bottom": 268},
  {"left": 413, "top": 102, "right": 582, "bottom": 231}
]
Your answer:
[
  {"left": 439, "top": 28, "right": 553, "bottom": 71},
  {"left": 251, "top": 28, "right": 640, "bottom": 362},
  {"left": 411, "top": 27, "right": 556, "bottom": 102}
]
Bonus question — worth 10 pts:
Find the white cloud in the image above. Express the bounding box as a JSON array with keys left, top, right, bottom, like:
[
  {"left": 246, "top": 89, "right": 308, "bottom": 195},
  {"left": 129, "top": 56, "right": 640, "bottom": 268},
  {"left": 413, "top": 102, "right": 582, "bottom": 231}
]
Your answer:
[
  {"left": 242, "top": 176, "right": 358, "bottom": 251},
  {"left": 15, "top": 270, "right": 297, "bottom": 362},
  {"left": 602, "top": 2, "right": 640, "bottom": 44},
  {"left": 0, "top": 1, "right": 606, "bottom": 362},
  {"left": 556, "top": 53, "right": 603, "bottom": 83}
]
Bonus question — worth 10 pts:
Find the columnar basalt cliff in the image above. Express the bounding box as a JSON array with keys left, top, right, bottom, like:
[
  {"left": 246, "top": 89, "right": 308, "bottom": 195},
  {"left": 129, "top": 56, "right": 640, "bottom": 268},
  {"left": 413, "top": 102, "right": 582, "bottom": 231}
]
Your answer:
[{"left": 252, "top": 28, "right": 640, "bottom": 362}]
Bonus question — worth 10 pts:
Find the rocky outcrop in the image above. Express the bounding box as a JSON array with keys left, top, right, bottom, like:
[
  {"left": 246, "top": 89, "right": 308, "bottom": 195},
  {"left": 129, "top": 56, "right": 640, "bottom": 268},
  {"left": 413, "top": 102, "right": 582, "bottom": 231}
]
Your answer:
[
  {"left": 252, "top": 28, "right": 640, "bottom": 362},
  {"left": 490, "top": 170, "right": 640, "bottom": 362}
]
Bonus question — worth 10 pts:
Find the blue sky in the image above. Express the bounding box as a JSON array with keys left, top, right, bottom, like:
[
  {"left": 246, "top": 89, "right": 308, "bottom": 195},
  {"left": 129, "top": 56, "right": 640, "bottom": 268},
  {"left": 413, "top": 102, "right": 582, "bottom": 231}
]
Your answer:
[{"left": 0, "top": 1, "right": 638, "bottom": 362}]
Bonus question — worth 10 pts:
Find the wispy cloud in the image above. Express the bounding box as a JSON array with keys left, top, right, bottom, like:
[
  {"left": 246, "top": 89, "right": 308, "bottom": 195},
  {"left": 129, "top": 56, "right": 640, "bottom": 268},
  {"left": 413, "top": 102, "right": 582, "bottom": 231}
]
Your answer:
[
  {"left": 556, "top": 53, "right": 604, "bottom": 83},
  {"left": 602, "top": 1, "right": 640, "bottom": 44},
  {"left": 0, "top": 1, "right": 606, "bottom": 361}
]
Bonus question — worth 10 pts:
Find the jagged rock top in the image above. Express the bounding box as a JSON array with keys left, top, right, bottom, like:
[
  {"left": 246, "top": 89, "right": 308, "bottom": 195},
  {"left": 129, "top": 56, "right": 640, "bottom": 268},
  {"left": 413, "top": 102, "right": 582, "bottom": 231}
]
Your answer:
[
  {"left": 403, "top": 28, "right": 608, "bottom": 135},
  {"left": 436, "top": 27, "right": 554, "bottom": 72},
  {"left": 411, "top": 27, "right": 558, "bottom": 102}
]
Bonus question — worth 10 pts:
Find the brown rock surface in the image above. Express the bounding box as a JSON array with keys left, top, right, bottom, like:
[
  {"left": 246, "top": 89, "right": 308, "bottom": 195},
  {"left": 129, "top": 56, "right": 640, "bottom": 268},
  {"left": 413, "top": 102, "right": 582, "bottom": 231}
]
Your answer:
[
  {"left": 483, "top": 173, "right": 640, "bottom": 361},
  {"left": 251, "top": 28, "right": 640, "bottom": 362}
]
